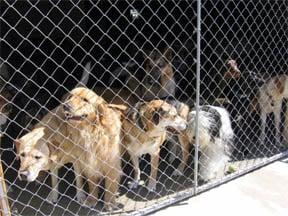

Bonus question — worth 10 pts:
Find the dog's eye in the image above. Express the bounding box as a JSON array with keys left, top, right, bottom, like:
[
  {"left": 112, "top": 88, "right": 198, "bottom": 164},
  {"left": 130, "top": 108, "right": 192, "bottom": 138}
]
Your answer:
[
  {"left": 20, "top": 153, "right": 25, "bottom": 157},
  {"left": 35, "top": 155, "right": 42, "bottom": 160},
  {"left": 82, "top": 97, "right": 89, "bottom": 103}
]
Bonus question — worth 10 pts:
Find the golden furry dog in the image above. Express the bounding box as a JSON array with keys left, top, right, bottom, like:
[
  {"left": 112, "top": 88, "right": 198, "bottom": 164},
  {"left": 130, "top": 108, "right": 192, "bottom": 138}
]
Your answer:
[
  {"left": 63, "top": 87, "right": 122, "bottom": 209},
  {"left": 15, "top": 106, "right": 86, "bottom": 203},
  {"left": 122, "top": 100, "right": 186, "bottom": 191}
]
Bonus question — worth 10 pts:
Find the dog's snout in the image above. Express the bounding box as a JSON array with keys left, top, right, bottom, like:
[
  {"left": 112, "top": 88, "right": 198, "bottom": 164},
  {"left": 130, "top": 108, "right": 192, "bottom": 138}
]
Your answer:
[{"left": 63, "top": 103, "right": 72, "bottom": 112}]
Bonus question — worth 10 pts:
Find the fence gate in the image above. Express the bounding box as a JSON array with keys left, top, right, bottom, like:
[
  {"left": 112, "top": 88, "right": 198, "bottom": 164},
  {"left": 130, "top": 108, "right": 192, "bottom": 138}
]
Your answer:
[{"left": 0, "top": 0, "right": 288, "bottom": 215}]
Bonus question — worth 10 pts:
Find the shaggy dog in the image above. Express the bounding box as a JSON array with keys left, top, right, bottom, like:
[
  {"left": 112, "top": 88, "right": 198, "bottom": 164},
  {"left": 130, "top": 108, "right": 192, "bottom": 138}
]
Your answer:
[
  {"left": 63, "top": 87, "right": 123, "bottom": 210},
  {"left": 173, "top": 105, "right": 234, "bottom": 182}
]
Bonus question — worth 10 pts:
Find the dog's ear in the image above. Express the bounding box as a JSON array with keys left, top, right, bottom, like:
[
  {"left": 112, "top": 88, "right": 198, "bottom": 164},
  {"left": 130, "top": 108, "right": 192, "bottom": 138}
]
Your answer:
[{"left": 14, "top": 139, "right": 21, "bottom": 159}]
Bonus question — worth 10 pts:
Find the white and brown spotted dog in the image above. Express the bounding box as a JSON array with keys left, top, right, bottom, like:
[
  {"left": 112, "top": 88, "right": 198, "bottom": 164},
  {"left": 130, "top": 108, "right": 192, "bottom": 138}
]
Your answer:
[
  {"left": 122, "top": 100, "right": 186, "bottom": 191},
  {"left": 250, "top": 74, "right": 288, "bottom": 146},
  {"left": 62, "top": 87, "right": 123, "bottom": 210},
  {"left": 172, "top": 105, "right": 234, "bottom": 182}
]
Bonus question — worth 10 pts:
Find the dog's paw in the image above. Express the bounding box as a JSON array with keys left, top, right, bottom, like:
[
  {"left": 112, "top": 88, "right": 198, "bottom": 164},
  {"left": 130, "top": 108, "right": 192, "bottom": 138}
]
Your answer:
[
  {"left": 172, "top": 169, "right": 184, "bottom": 176},
  {"left": 82, "top": 196, "right": 97, "bottom": 208},
  {"left": 147, "top": 180, "right": 157, "bottom": 192},
  {"left": 46, "top": 190, "right": 58, "bottom": 203},
  {"left": 76, "top": 191, "right": 86, "bottom": 203},
  {"left": 103, "top": 202, "right": 123, "bottom": 212},
  {"left": 128, "top": 180, "right": 140, "bottom": 190}
]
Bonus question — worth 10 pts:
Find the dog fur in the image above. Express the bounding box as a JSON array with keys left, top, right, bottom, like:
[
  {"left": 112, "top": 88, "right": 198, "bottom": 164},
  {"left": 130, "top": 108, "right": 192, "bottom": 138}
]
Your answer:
[
  {"left": 121, "top": 100, "right": 186, "bottom": 191},
  {"left": 250, "top": 74, "right": 288, "bottom": 145},
  {"left": 15, "top": 106, "right": 86, "bottom": 203},
  {"left": 165, "top": 99, "right": 190, "bottom": 164},
  {"left": 14, "top": 63, "right": 92, "bottom": 203},
  {"left": 63, "top": 87, "right": 123, "bottom": 209},
  {"left": 172, "top": 105, "right": 234, "bottom": 182},
  {"left": 95, "top": 47, "right": 176, "bottom": 106},
  {"left": 17, "top": 62, "right": 91, "bottom": 131},
  {"left": 223, "top": 59, "right": 241, "bottom": 79}
]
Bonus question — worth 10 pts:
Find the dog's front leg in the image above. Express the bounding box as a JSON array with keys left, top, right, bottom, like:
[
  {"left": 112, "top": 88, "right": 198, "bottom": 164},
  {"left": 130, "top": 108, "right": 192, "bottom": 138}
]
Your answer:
[
  {"left": 74, "top": 162, "right": 86, "bottom": 203},
  {"left": 83, "top": 177, "right": 100, "bottom": 207},
  {"left": 147, "top": 152, "right": 159, "bottom": 191},
  {"left": 172, "top": 134, "right": 189, "bottom": 176},
  {"left": 47, "top": 168, "right": 59, "bottom": 203},
  {"left": 103, "top": 166, "right": 121, "bottom": 211},
  {"left": 274, "top": 104, "right": 282, "bottom": 146},
  {"left": 128, "top": 153, "right": 141, "bottom": 189},
  {"left": 260, "top": 109, "right": 267, "bottom": 145},
  {"left": 283, "top": 107, "right": 288, "bottom": 145}
]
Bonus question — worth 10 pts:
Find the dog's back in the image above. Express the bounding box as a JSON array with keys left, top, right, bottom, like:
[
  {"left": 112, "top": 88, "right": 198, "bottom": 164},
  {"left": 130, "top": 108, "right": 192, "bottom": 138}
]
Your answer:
[{"left": 34, "top": 106, "right": 83, "bottom": 163}]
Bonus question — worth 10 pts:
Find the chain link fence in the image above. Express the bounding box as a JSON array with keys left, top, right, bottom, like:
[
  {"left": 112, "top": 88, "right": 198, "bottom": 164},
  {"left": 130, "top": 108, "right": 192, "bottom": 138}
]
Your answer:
[{"left": 0, "top": 0, "right": 288, "bottom": 215}]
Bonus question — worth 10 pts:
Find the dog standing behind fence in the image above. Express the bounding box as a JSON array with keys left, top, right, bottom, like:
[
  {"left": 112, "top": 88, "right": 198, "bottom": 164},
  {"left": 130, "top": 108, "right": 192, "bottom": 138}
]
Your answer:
[
  {"left": 62, "top": 87, "right": 123, "bottom": 210},
  {"left": 14, "top": 63, "right": 92, "bottom": 203},
  {"left": 95, "top": 47, "right": 176, "bottom": 106},
  {"left": 172, "top": 105, "right": 234, "bottom": 182},
  {"left": 121, "top": 100, "right": 186, "bottom": 191},
  {"left": 250, "top": 74, "right": 288, "bottom": 146},
  {"left": 15, "top": 108, "right": 86, "bottom": 203}
]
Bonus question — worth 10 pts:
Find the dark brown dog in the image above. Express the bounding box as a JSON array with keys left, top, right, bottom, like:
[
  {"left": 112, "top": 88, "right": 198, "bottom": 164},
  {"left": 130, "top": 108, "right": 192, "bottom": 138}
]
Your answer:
[{"left": 95, "top": 47, "right": 176, "bottom": 106}]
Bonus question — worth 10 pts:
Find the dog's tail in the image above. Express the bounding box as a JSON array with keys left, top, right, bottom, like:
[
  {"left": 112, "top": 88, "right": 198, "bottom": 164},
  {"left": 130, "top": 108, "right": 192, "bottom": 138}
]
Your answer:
[{"left": 76, "top": 62, "right": 91, "bottom": 87}]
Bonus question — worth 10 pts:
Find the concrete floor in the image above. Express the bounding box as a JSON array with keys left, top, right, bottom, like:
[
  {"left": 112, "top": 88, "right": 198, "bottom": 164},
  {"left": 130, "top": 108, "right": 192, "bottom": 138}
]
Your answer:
[{"left": 153, "top": 157, "right": 288, "bottom": 216}]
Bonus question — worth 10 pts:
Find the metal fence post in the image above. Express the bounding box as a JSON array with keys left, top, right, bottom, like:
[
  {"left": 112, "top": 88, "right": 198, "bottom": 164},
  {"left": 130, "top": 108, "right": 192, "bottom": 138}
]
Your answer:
[{"left": 194, "top": 0, "right": 201, "bottom": 194}]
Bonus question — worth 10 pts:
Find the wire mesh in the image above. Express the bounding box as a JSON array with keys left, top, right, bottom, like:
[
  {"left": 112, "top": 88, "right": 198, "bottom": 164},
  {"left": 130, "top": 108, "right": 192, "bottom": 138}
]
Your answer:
[{"left": 0, "top": 0, "right": 288, "bottom": 215}]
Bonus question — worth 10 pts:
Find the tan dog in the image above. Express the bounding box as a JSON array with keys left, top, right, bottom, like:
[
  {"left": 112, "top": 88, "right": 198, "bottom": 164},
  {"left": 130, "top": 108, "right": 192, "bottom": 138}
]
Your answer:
[
  {"left": 15, "top": 106, "right": 86, "bottom": 203},
  {"left": 250, "top": 74, "right": 288, "bottom": 145},
  {"left": 122, "top": 100, "right": 186, "bottom": 191},
  {"left": 63, "top": 87, "right": 122, "bottom": 210}
]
